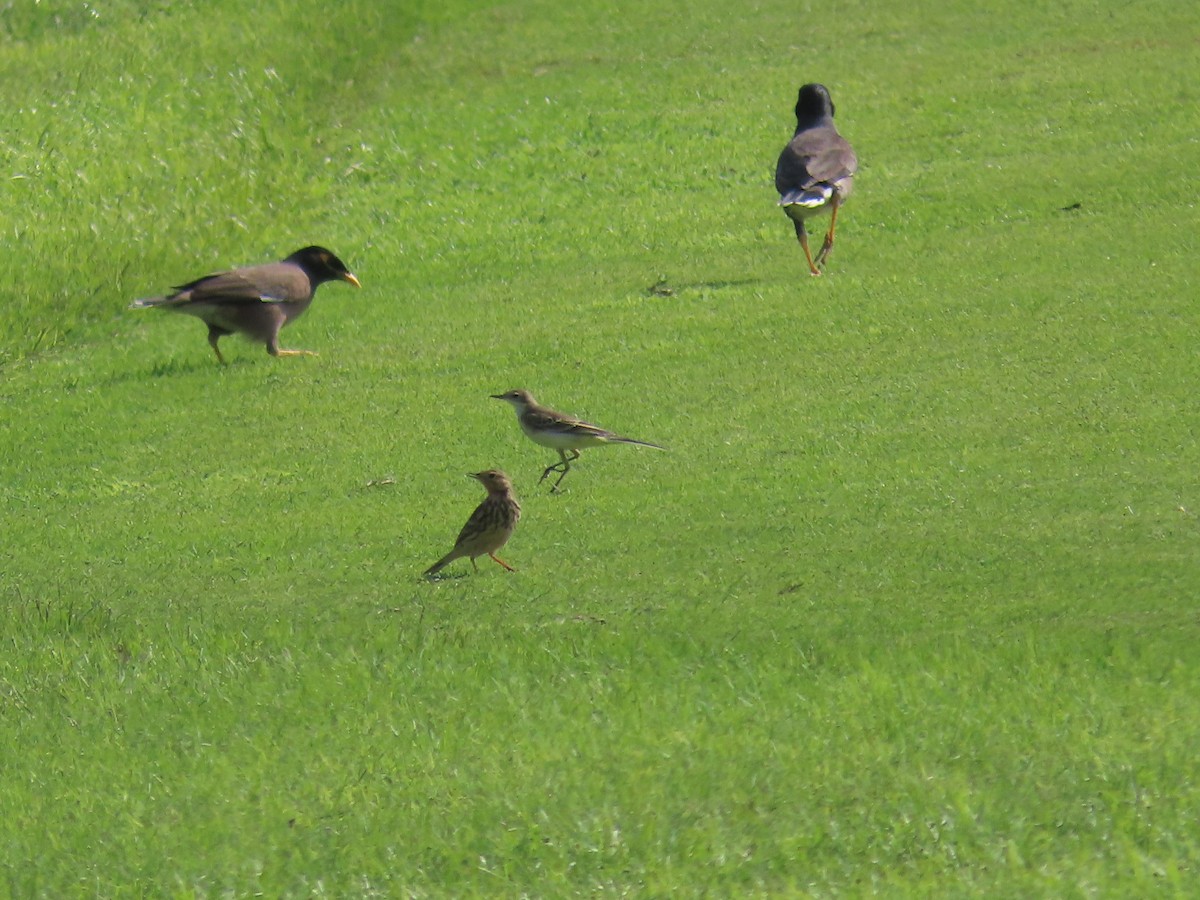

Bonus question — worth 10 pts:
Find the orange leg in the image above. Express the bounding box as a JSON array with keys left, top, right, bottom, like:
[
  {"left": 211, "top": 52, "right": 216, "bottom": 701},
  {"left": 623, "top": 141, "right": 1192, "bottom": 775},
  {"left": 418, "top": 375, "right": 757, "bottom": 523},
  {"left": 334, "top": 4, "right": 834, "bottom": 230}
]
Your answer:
[
  {"left": 793, "top": 220, "right": 821, "bottom": 277},
  {"left": 489, "top": 553, "right": 516, "bottom": 572},
  {"left": 815, "top": 196, "right": 842, "bottom": 267},
  {"left": 267, "top": 334, "right": 318, "bottom": 358}
]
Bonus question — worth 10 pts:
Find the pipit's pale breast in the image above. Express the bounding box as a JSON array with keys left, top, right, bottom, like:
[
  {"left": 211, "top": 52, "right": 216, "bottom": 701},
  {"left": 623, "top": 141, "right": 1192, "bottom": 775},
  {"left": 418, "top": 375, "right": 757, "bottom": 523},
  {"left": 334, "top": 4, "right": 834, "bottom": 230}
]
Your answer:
[{"left": 424, "top": 470, "right": 520, "bottom": 577}]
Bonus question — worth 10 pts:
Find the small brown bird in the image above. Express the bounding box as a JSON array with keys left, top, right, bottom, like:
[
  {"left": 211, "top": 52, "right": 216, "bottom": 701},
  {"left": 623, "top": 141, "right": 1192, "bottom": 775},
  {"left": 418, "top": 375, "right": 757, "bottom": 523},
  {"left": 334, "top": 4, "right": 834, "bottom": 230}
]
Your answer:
[
  {"left": 131, "top": 245, "right": 361, "bottom": 363},
  {"left": 491, "top": 389, "right": 666, "bottom": 491},
  {"left": 424, "top": 470, "right": 521, "bottom": 577},
  {"left": 776, "top": 83, "right": 858, "bottom": 276}
]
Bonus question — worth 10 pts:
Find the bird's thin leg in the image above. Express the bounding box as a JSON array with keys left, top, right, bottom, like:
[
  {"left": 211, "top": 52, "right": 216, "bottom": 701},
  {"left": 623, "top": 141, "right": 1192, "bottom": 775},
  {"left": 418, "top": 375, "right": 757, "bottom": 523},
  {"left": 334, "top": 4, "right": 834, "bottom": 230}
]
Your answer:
[
  {"left": 489, "top": 553, "right": 516, "bottom": 572},
  {"left": 539, "top": 449, "right": 575, "bottom": 484},
  {"left": 815, "top": 195, "right": 842, "bottom": 267},
  {"left": 207, "top": 329, "right": 228, "bottom": 365},
  {"left": 793, "top": 220, "right": 821, "bottom": 277},
  {"left": 470, "top": 557, "right": 479, "bottom": 572},
  {"left": 539, "top": 458, "right": 566, "bottom": 485},
  {"left": 550, "top": 450, "right": 580, "bottom": 492}
]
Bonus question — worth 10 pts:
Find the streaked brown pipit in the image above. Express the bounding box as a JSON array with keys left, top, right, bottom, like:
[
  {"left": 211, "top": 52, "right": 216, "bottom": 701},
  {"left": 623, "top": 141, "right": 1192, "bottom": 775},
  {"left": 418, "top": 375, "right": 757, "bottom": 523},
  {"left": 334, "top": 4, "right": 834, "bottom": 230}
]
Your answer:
[
  {"left": 776, "top": 83, "right": 857, "bottom": 276},
  {"left": 424, "top": 470, "right": 521, "bottom": 577},
  {"left": 491, "top": 389, "right": 666, "bottom": 491}
]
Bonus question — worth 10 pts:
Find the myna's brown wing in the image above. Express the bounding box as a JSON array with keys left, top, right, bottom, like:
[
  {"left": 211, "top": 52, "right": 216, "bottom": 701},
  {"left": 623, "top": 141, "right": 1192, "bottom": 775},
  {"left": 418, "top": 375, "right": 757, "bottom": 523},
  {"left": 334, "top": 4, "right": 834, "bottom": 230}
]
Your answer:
[
  {"left": 775, "top": 141, "right": 812, "bottom": 193},
  {"left": 171, "top": 271, "right": 270, "bottom": 304},
  {"left": 172, "top": 262, "right": 311, "bottom": 305},
  {"left": 808, "top": 133, "right": 857, "bottom": 184},
  {"left": 776, "top": 129, "right": 857, "bottom": 193}
]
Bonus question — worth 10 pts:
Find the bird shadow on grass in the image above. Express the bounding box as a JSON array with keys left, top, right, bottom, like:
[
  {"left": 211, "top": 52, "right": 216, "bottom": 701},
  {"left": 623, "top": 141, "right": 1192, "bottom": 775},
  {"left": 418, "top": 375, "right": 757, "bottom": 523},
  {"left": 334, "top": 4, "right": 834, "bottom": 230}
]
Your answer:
[
  {"left": 145, "top": 357, "right": 232, "bottom": 378},
  {"left": 646, "top": 276, "right": 762, "bottom": 298},
  {"left": 421, "top": 571, "right": 471, "bottom": 583},
  {"left": 91, "top": 355, "right": 255, "bottom": 390}
]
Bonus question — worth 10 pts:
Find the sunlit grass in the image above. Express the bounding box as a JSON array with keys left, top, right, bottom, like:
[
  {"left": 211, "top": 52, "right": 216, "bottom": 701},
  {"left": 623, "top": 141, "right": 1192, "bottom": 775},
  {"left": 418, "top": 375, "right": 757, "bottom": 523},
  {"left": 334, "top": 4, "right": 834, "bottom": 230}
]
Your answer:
[{"left": 2, "top": 0, "right": 1199, "bottom": 894}]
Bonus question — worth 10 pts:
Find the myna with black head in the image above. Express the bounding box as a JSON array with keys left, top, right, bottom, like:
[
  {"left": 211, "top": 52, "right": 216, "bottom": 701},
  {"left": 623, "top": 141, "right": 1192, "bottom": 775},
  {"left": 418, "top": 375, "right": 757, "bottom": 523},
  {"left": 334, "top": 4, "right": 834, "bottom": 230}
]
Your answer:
[
  {"left": 776, "top": 83, "right": 858, "bottom": 276},
  {"left": 131, "top": 246, "right": 360, "bottom": 363}
]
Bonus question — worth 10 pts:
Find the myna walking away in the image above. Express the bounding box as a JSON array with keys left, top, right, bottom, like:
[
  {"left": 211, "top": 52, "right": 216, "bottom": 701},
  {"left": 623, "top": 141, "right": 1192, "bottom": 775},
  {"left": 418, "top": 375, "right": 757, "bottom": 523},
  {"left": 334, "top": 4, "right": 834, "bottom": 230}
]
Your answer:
[
  {"left": 491, "top": 389, "right": 666, "bottom": 492},
  {"left": 131, "top": 246, "right": 360, "bottom": 364},
  {"left": 424, "top": 470, "right": 521, "bottom": 577},
  {"left": 776, "top": 84, "right": 858, "bottom": 276}
]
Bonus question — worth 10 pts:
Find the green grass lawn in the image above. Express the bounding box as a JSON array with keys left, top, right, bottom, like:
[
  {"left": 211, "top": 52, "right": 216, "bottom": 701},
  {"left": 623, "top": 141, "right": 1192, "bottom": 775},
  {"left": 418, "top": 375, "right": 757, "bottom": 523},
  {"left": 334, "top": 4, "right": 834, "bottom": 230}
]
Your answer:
[{"left": 3, "top": 0, "right": 1199, "bottom": 894}]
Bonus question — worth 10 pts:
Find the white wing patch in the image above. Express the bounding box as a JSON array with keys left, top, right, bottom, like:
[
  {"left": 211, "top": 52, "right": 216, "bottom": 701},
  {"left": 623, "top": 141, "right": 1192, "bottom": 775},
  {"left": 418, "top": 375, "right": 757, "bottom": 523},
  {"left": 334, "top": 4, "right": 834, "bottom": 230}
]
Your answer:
[{"left": 779, "top": 185, "right": 834, "bottom": 208}]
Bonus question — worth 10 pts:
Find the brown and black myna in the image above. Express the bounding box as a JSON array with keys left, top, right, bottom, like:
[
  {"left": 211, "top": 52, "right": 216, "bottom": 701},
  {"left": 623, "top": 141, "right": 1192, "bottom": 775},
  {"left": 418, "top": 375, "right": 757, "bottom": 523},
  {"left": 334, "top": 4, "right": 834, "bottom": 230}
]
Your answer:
[
  {"left": 776, "top": 84, "right": 858, "bottom": 276},
  {"left": 131, "top": 246, "right": 360, "bottom": 363}
]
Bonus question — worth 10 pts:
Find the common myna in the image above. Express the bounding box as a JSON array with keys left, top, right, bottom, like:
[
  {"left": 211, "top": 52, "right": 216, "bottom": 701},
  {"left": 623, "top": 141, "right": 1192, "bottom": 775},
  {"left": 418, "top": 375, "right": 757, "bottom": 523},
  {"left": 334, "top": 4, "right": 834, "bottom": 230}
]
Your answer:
[
  {"left": 776, "top": 84, "right": 858, "bottom": 276},
  {"left": 131, "top": 246, "right": 360, "bottom": 363},
  {"left": 491, "top": 389, "right": 666, "bottom": 492}
]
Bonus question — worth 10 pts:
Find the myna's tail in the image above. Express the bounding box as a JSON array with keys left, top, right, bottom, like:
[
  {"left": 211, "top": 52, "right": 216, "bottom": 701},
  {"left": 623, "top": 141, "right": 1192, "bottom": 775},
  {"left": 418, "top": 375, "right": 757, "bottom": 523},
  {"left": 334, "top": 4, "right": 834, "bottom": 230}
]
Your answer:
[{"left": 129, "top": 295, "right": 168, "bottom": 310}]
